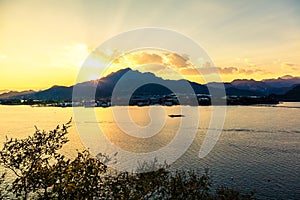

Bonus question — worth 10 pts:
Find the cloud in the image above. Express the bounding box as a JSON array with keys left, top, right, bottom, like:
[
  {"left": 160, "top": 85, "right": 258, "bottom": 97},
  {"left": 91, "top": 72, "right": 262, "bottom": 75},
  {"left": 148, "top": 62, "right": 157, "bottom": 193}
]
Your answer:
[
  {"left": 138, "top": 64, "right": 165, "bottom": 72},
  {"left": 112, "top": 52, "right": 163, "bottom": 68},
  {"left": 179, "top": 68, "right": 200, "bottom": 75},
  {"left": 199, "top": 67, "right": 220, "bottom": 75},
  {"left": 239, "top": 69, "right": 254, "bottom": 75},
  {"left": 194, "top": 65, "right": 266, "bottom": 76},
  {"left": 280, "top": 62, "right": 298, "bottom": 71},
  {"left": 180, "top": 67, "right": 222, "bottom": 75},
  {"left": 219, "top": 67, "right": 239, "bottom": 74},
  {"left": 164, "top": 53, "right": 189, "bottom": 68},
  {"left": 110, "top": 51, "right": 272, "bottom": 78},
  {"left": 132, "top": 52, "right": 163, "bottom": 64},
  {"left": 279, "top": 62, "right": 299, "bottom": 73},
  {"left": 175, "top": 61, "right": 219, "bottom": 76},
  {"left": 179, "top": 65, "right": 219, "bottom": 76},
  {"left": 282, "top": 62, "right": 295, "bottom": 67},
  {"left": 238, "top": 68, "right": 268, "bottom": 75},
  {"left": 114, "top": 51, "right": 193, "bottom": 74},
  {"left": 93, "top": 49, "right": 121, "bottom": 63},
  {"left": 179, "top": 65, "right": 254, "bottom": 77}
]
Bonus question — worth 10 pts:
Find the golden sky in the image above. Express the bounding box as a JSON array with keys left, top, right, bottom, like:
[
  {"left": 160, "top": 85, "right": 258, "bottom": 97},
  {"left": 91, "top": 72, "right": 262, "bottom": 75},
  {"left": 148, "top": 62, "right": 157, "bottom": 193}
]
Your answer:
[{"left": 0, "top": 0, "right": 300, "bottom": 91}]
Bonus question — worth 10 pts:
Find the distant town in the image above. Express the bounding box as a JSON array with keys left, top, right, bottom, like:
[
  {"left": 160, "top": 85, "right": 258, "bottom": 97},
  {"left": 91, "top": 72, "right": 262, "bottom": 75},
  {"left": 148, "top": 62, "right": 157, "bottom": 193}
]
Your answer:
[
  {"left": 0, "top": 93, "right": 279, "bottom": 107},
  {"left": 0, "top": 68, "right": 299, "bottom": 107}
]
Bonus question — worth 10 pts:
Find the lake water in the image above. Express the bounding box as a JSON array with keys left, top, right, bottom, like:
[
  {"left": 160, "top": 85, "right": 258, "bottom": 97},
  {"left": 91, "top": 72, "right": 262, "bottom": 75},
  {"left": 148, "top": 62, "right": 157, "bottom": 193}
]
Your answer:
[{"left": 0, "top": 103, "right": 299, "bottom": 199}]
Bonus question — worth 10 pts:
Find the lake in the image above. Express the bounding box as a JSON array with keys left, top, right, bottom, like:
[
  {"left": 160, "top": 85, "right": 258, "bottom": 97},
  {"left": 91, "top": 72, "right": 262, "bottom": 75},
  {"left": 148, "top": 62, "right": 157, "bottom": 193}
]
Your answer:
[{"left": 0, "top": 103, "right": 299, "bottom": 199}]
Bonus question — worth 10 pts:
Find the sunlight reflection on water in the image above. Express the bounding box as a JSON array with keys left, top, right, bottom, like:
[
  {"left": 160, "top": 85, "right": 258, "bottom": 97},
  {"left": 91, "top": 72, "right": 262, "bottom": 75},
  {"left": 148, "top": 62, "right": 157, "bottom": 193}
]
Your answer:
[{"left": 0, "top": 105, "right": 299, "bottom": 199}]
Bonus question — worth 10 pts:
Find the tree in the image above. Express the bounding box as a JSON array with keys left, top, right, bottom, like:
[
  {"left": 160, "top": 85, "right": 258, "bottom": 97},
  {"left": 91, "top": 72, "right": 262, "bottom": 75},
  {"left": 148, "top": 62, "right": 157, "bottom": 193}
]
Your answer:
[
  {"left": 0, "top": 119, "right": 107, "bottom": 199},
  {"left": 0, "top": 121, "right": 255, "bottom": 199}
]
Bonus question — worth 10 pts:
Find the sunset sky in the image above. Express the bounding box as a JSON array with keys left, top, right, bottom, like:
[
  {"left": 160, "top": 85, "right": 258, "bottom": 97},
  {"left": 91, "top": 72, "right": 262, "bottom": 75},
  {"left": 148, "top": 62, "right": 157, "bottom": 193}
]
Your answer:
[{"left": 1, "top": 0, "right": 300, "bottom": 91}]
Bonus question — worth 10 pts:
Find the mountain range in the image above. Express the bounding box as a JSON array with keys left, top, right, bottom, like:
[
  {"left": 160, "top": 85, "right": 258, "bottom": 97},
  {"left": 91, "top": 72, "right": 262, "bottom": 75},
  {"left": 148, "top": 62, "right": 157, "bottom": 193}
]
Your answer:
[
  {"left": 1, "top": 68, "right": 300, "bottom": 101},
  {"left": 0, "top": 90, "right": 35, "bottom": 99}
]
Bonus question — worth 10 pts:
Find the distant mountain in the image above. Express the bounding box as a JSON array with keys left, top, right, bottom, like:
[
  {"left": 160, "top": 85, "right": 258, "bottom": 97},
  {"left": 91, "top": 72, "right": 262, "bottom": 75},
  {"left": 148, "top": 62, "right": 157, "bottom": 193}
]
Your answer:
[
  {"left": 2, "top": 69, "right": 300, "bottom": 102},
  {"left": 230, "top": 79, "right": 269, "bottom": 93},
  {"left": 222, "top": 75, "right": 300, "bottom": 95},
  {"left": 0, "top": 90, "right": 10, "bottom": 95},
  {"left": 0, "top": 90, "right": 35, "bottom": 99},
  {"left": 225, "top": 87, "right": 263, "bottom": 96},
  {"left": 15, "top": 68, "right": 171, "bottom": 101},
  {"left": 262, "top": 75, "right": 300, "bottom": 88},
  {"left": 277, "top": 84, "right": 300, "bottom": 101},
  {"left": 25, "top": 86, "right": 73, "bottom": 101}
]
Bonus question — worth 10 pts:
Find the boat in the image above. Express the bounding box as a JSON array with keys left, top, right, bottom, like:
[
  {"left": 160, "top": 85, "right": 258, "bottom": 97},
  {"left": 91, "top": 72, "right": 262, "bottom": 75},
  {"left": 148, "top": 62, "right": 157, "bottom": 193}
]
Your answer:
[{"left": 168, "top": 114, "right": 185, "bottom": 118}]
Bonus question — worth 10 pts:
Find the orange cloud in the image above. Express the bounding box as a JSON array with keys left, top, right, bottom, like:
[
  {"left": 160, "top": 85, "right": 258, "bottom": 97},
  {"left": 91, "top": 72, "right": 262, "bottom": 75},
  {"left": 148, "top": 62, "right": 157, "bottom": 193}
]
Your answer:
[
  {"left": 179, "top": 68, "right": 199, "bottom": 75},
  {"left": 112, "top": 51, "right": 271, "bottom": 80},
  {"left": 219, "top": 67, "right": 239, "bottom": 74},
  {"left": 280, "top": 62, "right": 298, "bottom": 72},
  {"left": 239, "top": 69, "right": 254, "bottom": 75},
  {"left": 164, "top": 53, "right": 189, "bottom": 68},
  {"left": 132, "top": 52, "right": 163, "bottom": 64},
  {"left": 139, "top": 64, "right": 165, "bottom": 72},
  {"left": 281, "top": 62, "right": 295, "bottom": 67}
]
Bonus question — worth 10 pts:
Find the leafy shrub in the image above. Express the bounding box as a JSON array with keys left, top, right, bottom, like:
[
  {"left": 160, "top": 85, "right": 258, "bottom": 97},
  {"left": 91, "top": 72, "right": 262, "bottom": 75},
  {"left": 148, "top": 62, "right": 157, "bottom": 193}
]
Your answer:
[{"left": 0, "top": 121, "right": 255, "bottom": 200}]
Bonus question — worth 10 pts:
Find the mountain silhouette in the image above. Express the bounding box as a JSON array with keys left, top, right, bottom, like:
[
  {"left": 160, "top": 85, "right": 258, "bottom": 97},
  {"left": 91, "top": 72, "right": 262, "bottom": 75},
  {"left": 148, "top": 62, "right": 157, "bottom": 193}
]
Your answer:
[
  {"left": 1, "top": 68, "right": 300, "bottom": 101},
  {"left": 27, "top": 86, "right": 73, "bottom": 101},
  {"left": 0, "top": 90, "right": 35, "bottom": 99},
  {"left": 275, "top": 84, "right": 300, "bottom": 101}
]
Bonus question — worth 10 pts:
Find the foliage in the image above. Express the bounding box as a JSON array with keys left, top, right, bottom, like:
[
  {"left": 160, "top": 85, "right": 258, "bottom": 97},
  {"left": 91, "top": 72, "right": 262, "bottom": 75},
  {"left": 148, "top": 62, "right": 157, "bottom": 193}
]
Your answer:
[
  {"left": 216, "top": 186, "right": 256, "bottom": 200},
  {"left": 0, "top": 173, "right": 8, "bottom": 199},
  {"left": 50, "top": 151, "right": 107, "bottom": 199},
  {"left": 0, "top": 120, "right": 71, "bottom": 199},
  {"left": 0, "top": 121, "right": 255, "bottom": 200}
]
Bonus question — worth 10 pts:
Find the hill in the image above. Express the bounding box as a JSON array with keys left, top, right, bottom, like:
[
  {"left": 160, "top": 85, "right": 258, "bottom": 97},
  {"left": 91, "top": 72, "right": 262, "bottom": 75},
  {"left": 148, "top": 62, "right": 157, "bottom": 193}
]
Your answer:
[
  {"left": 278, "top": 84, "right": 300, "bottom": 101},
  {"left": 0, "top": 90, "right": 35, "bottom": 99},
  {"left": 1, "top": 69, "right": 300, "bottom": 102}
]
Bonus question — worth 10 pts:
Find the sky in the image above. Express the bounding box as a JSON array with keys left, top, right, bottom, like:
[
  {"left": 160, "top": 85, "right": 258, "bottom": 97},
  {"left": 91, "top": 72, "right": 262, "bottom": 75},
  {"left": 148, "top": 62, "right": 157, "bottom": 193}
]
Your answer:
[{"left": 0, "top": 0, "right": 300, "bottom": 91}]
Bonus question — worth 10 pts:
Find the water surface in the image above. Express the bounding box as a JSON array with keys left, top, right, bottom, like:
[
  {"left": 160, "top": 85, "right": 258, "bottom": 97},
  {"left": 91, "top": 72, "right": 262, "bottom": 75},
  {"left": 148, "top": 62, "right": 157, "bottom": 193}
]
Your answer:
[{"left": 0, "top": 104, "right": 299, "bottom": 199}]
